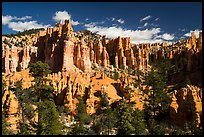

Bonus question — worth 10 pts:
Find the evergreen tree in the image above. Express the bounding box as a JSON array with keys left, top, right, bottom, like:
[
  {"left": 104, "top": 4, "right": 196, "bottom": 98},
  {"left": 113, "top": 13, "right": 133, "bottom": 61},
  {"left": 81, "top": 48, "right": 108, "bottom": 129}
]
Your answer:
[
  {"left": 131, "top": 109, "right": 148, "bottom": 135},
  {"left": 144, "top": 66, "right": 170, "bottom": 118},
  {"left": 28, "top": 61, "right": 54, "bottom": 102},
  {"left": 2, "top": 110, "right": 9, "bottom": 135},
  {"left": 116, "top": 100, "right": 135, "bottom": 135},
  {"left": 17, "top": 122, "right": 30, "bottom": 135},
  {"left": 70, "top": 97, "right": 91, "bottom": 135},
  {"left": 14, "top": 80, "right": 35, "bottom": 134},
  {"left": 93, "top": 92, "right": 117, "bottom": 135},
  {"left": 91, "top": 117, "right": 102, "bottom": 135},
  {"left": 101, "top": 107, "right": 117, "bottom": 135},
  {"left": 37, "top": 100, "right": 63, "bottom": 135},
  {"left": 28, "top": 61, "right": 51, "bottom": 85},
  {"left": 96, "top": 92, "right": 109, "bottom": 114},
  {"left": 75, "top": 97, "right": 91, "bottom": 124},
  {"left": 143, "top": 61, "right": 172, "bottom": 135},
  {"left": 70, "top": 123, "right": 88, "bottom": 135},
  {"left": 28, "top": 61, "right": 63, "bottom": 135}
]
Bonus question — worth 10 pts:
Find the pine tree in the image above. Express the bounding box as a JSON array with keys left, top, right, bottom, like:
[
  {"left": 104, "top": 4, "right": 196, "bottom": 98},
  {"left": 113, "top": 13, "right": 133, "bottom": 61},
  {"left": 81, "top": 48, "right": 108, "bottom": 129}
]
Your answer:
[
  {"left": 131, "top": 109, "right": 148, "bottom": 135},
  {"left": 2, "top": 110, "right": 9, "bottom": 135},
  {"left": 91, "top": 117, "right": 102, "bottom": 135},
  {"left": 116, "top": 100, "right": 135, "bottom": 135},
  {"left": 75, "top": 97, "right": 91, "bottom": 124},
  {"left": 70, "top": 97, "right": 90, "bottom": 135},
  {"left": 28, "top": 61, "right": 63, "bottom": 135},
  {"left": 13, "top": 80, "right": 36, "bottom": 134},
  {"left": 102, "top": 106, "right": 117, "bottom": 135},
  {"left": 37, "top": 100, "right": 63, "bottom": 135},
  {"left": 144, "top": 66, "right": 170, "bottom": 118},
  {"left": 17, "top": 122, "right": 30, "bottom": 135},
  {"left": 28, "top": 61, "right": 54, "bottom": 102},
  {"left": 144, "top": 61, "right": 171, "bottom": 135},
  {"left": 93, "top": 92, "right": 117, "bottom": 135},
  {"left": 28, "top": 61, "right": 51, "bottom": 79},
  {"left": 70, "top": 123, "right": 88, "bottom": 135}
]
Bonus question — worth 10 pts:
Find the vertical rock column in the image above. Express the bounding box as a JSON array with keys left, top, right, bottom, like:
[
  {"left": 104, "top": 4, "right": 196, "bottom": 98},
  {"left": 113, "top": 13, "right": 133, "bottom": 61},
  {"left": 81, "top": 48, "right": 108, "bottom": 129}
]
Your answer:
[
  {"left": 96, "top": 40, "right": 103, "bottom": 66},
  {"left": 4, "top": 45, "right": 10, "bottom": 73},
  {"left": 44, "top": 27, "right": 53, "bottom": 69},
  {"left": 74, "top": 44, "right": 81, "bottom": 68},
  {"left": 115, "top": 53, "right": 119, "bottom": 68},
  {"left": 102, "top": 47, "right": 110, "bottom": 68},
  {"left": 62, "top": 37, "right": 74, "bottom": 71},
  {"left": 118, "top": 48, "right": 124, "bottom": 69},
  {"left": 197, "top": 32, "right": 202, "bottom": 68},
  {"left": 191, "top": 32, "right": 197, "bottom": 50},
  {"left": 21, "top": 46, "right": 31, "bottom": 70},
  {"left": 81, "top": 43, "right": 91, "bottom": 73},
  {"left": 10, "top": 46, "right": 19, "bottom": 73}
]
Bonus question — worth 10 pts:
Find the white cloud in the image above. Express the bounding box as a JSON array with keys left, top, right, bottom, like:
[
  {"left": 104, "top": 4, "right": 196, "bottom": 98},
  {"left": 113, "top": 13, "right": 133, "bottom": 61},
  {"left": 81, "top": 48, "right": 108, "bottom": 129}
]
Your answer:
[
  {"left": 3, "top": 15, "right": 50, "bottom": 32},
  {"left": 107, "top": 17, "right": 124, "bottom": 24},
  {"left": 117, "top": 18, "right": 124, "bottom": 24},
  {"left": 8, "top": 21, "right": 51, "bottom": 32},
  {"left": 106, "top": 17, "right": 116, "bottom": 22},
  {"left": 160, "top": 33, "right": 175, "bottom": 40},
  {"left": 150, "top": 23, "right": 158, "bottom": 27},
  {"left": 53, "top": 11, "right": 71, "bottom": 23},
  {"left": 71, "top": 20, "right": 80, "bottom": 26},
  {"left": 84, "top": 23, "right": 164, "bottom": 44},
  {"left": 178, "top": 28, "right": 187, "bottom": 32},
  {"left": 112, "top": 23, "right": 118, "bottom": 27},
  {"left": 2, "top": 15, "right": 13, "bottom": 25},
  {"left": 84, "top": 22, "right": 95, "bottom": 28},
  {"left": 15, "top": 16, "right": 32, "bottom": 20},
  {"left": 143, "top": 23, "right": 148, "bottom": 27},
  {"left": 84, "top": 21, "right": 105, "bottom": 28},
  {"left": 137, "top": 23, "right": 148, "bottom": 29},
  {"left": 2, "top": 15, "right": 32, "bottom": 25},
  {"left": 155, "top": 18, "right": 159, "bottom": 21},
  {"left": 53, "top": 10, "right": 81, "bottom": 26},
  {"left": 184, "top": 29, "right": 202, "bottom": 38},
  {"left": 140, "top": 15, "right": 152, "bottom": 22}
]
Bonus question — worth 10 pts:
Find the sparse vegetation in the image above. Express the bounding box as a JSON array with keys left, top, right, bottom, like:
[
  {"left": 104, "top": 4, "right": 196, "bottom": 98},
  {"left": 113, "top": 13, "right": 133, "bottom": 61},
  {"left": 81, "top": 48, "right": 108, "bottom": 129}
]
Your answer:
[{"left": 2, "top": 28, "right": 45, "bottom": 37}]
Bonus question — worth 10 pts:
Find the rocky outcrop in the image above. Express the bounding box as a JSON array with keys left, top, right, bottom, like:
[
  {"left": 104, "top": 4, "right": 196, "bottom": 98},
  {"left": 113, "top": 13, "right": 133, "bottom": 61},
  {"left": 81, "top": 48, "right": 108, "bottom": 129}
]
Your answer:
[
  {"left": 170, "top": 85, "right": 202, "bottom": 127},
  {"left": 3, "top": 19, "right": 201, "bottom": 76},
  {"left": 104, "top": 37, "right": 150, "bottom": 71},
  {"left": 86, "top": 85, "right": 96, "bottom": 115},
  {"left": 21, "top": 46, "right": 38, "bottom": 70},
  {"left": 2, "top": 45, "right": 38, "bottom": 74},
  {"left": 185, "top": 32, "right": 202, "bottom": 73},
  {"left": 2, "top": 90, "right": 20, "bottom": 133},
  {"left": 46, "top": 69, "right": 90, "bottom": 115}
]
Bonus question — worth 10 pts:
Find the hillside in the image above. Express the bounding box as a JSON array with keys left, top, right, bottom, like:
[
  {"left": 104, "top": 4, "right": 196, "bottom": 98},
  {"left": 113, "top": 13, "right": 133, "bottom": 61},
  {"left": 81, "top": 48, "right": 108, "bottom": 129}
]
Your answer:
[{"left": 2, "top": 19, "right": 202, "bottom": 135}]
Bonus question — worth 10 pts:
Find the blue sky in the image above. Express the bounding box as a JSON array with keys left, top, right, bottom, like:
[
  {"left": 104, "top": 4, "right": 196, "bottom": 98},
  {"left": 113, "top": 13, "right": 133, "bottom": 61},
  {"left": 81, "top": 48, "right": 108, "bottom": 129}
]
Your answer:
[{"left": 2, "top": 2, "right": 202, "bottom": 44}]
